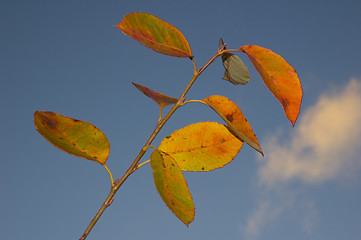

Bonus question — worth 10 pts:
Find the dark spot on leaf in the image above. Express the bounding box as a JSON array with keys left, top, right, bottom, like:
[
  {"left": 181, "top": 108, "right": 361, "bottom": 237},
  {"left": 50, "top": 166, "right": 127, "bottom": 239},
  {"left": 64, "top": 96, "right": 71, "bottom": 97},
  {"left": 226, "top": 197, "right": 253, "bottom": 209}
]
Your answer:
[
  {"left": 281, "top": 98, "right": 289, "bottom": 107},
  {"left": 74, "top": 119, "right": 80, "bottom": 122},
  {"left": 245, "top": 118, "right": 248, "bottom": 122},
  {"left": 171, "top": 200, "right": 175, "bottom": 206},
  {"left": 226, "top": 114, "right": 233, "bottom": 122},
  {"left": 44, "top": 118, "right": 57, "bottom": 129},
  {"left": 221, "top": 138, "right": 226, "bottom": 143},
  {"left": 165, "top": 135, "right": 171, "bottom": 139},
  {"left": 201, "top": 167, "right": 205, "bottom": 170}
]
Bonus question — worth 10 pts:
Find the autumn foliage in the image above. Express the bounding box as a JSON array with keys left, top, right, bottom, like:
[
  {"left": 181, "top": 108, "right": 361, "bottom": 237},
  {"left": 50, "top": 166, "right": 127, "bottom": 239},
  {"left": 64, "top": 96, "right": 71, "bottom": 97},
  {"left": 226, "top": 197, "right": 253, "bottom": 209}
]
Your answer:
[{"left": 34, "top": 12, "right": 303, "bottom": 239}]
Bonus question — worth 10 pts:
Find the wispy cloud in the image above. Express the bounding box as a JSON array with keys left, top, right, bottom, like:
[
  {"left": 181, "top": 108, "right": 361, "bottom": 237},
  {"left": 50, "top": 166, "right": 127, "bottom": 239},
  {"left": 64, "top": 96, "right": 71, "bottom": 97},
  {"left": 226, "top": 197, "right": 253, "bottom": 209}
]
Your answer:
[
  {"left": 243, "top": 78, "right": 361, "bottom": 239},
  {"left": 244, "top": 200, "right": 284, "bottom": 239}
]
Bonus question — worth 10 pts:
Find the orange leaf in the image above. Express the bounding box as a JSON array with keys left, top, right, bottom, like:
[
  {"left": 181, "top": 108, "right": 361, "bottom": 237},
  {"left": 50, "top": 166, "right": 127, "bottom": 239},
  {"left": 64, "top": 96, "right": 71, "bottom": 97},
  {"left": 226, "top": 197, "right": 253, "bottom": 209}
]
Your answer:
[
  {"left": 159, "top": 122, "right": 243, "bottom": 171},
  {"left": 132, "top": 82, "right": 178, "bottom": 107},
  {"left": 240, "top": 45, "right": 302, "bottom": 126},
  {"left": 34, "top": 111, "right": 110, "bottom": 164},
  {"left": 116, "top": 12, "right": 192, "bottom": 58},
  {"left": 150, "top": 149, "right": 195, "bottom": 226},
  {"left": 203, "top": 95, "right": 263, "bottom": 155}
]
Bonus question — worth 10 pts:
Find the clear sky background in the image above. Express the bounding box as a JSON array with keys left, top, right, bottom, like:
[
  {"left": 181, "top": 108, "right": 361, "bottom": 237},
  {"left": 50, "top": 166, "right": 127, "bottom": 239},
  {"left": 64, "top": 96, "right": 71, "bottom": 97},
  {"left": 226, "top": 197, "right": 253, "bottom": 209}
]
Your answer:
[{"left": 1, "top": 0, "right": 361, "bottom": 239}]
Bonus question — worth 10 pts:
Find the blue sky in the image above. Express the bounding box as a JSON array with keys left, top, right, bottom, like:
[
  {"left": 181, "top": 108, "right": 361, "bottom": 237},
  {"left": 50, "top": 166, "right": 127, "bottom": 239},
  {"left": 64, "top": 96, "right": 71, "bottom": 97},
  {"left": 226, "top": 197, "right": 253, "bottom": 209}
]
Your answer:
[{"left": 1, "top": 0, "right": 361, "bottom": 239}]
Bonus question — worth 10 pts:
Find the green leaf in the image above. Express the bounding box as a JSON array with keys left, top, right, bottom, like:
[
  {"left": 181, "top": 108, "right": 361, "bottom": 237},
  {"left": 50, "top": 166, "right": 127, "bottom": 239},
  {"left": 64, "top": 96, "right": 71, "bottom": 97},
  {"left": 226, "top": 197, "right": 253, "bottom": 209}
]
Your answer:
[
  {"left": 116, "top": 12, "right": 192, "bottom": 58},
  {"left": 132, "top": 82, "right": 178, "bottom": 107},
  {"left": 150, "top": 149, "right": 195, "bottom": 226},
  {"left": 34, "top": 111, "right": 110, "bottom": 164},
  {"left": 220, "top": 38, "right": 250, "bottom": 85}
]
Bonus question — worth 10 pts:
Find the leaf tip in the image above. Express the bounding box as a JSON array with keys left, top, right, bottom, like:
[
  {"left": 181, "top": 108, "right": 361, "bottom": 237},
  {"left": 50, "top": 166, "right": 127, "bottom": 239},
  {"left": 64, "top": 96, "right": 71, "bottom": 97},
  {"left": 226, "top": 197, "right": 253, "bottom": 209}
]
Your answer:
[
  {"left": 219, "top": 37, "right": 226, "bottom": 48},
  {"left": 260, "top": 150, "right": 264, "bottom": 157},
  {"left": 34, "top": 110, "right": 43, "bottom": 118},
  {"left": 182, "top": 208, "right": 195, "bottom": 227}
]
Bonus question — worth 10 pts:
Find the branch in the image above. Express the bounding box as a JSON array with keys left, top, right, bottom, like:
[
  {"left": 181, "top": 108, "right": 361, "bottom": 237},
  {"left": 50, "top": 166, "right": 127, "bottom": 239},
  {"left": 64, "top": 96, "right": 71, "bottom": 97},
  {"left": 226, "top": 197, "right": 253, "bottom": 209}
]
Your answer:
[{"left": 79, "top": 46, "right": 224, "bottom": 239}]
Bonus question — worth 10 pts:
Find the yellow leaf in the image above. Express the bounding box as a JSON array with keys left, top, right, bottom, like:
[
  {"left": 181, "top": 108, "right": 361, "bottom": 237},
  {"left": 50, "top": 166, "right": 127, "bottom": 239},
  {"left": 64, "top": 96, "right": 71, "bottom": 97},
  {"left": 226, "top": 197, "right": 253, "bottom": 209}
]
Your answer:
[
  {"left": 159, "top": 122, "right": 243, "bottom": 171},
  {"left": 150, "top": 149, "right": 195, "bottom": 226},
  {"left": 203, "top": 95, "right": 263, "bottom": 155},
  {"left": 34, "top": 111, "right": 110, "bottom": 164},
  {"left": 240, "top": 45, "right": 303, "bottom": 126}
]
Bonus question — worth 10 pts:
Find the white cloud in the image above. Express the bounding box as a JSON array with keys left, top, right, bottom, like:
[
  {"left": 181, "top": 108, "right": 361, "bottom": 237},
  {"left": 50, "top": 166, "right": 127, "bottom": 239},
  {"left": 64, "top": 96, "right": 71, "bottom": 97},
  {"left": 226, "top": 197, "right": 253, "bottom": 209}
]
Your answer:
[
  {"left": 243, "top": 78, "right": 361, "bottom": 239},
  {"left": 243, "top": 194, "right": 319, "bottom": 240},
  {"left": 259, "top": 78, "right": 361, "bottom": 186}
]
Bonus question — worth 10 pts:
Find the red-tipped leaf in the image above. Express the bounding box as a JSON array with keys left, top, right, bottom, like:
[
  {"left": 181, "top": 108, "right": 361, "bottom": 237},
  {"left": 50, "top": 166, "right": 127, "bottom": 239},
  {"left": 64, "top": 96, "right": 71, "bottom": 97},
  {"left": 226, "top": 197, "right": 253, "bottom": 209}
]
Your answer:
[
  {"left": 116, "top": 12, "right": 192, "bottom": 58},
  {"left": 132, "top": 82, "right": 178, "bottom": 107}
]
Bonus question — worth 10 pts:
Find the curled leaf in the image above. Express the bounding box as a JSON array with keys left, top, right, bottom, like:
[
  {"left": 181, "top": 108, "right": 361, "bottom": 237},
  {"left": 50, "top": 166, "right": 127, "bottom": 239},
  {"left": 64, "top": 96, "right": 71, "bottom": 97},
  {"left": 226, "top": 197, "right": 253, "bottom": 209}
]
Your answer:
[
  {"left": 34, "top": 111, "right": 110, "bottom": 164},
  {"left": 203, "top": 95, "right": 263, "bottom": 155},
  {"left": 116, "top": 12, "right": 192, "bottom": 58},
  {"left": 240, "top": 45, "right": 302, "bottom": 126},
  {"left": 132, "top": 82, "right": 178, "bottom": 107},
  {"left": 150, "top": 149, "right": 195, "bottom": 226},
  {"left": 220, "top": 38, "right": 250, "bottom": 85},
  {"left": 159, "top": 122, "right": 243, "bottom": 171}
]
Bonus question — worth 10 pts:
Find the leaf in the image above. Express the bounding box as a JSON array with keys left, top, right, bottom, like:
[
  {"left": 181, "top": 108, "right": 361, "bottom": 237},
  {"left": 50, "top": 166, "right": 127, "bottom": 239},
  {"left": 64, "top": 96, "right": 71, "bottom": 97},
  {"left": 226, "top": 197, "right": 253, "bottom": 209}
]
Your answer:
[
  {"left": 159, "top": 122, "right": 243, "bottom": 171},
  {"left": 203, "top": 95, "right": 263, "bottom": 155},
  {"left": 222, "top": 54, "right": 250, "bottom": 85},
  {"left": 240, "top": 45, "right": 302, "bottom": 126},
  {"left": 34, "top": 111, "right": 110, "bottom": 164},
  {"left": 116, "top": 12, "right": 192, "bottom": 58},
  {"left": 219, "top": 38, "right": 250, "bottom": 85},
  {"left": 132, "top": 82, "right": 178, "bottom": 107},
  {"left": 150, "top": 149, "right": 195, "bottom": 226}
]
